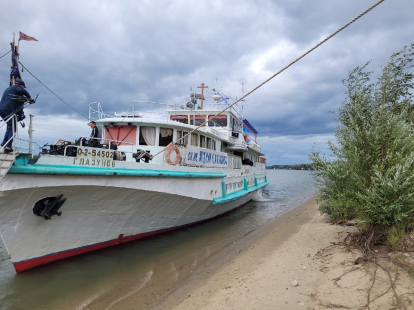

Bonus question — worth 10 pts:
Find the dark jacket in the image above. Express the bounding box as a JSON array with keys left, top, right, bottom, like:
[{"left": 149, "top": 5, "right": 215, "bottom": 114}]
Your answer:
[
  {"left": 0, "top": 85, "right": 31, "bottom": 115},
  {"left": 90, "top": 127, "right": 99, "bottom": 139}
]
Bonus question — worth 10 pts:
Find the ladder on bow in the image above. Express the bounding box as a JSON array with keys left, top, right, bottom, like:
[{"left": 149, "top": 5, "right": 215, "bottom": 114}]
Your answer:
[{"left": 0, "top": 151, "right": 15, "bottom": 179}]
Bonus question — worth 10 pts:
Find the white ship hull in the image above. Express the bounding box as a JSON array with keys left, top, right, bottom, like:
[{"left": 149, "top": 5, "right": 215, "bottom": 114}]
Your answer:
[{"left": 0, "top": 169, "right": 266, "bottom": 272}]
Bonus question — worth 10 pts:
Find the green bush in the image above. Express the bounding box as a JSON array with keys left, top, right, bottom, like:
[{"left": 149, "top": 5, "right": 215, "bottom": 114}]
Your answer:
[{"left": 310, "top": 44, "right": 414, "bottom": 228}]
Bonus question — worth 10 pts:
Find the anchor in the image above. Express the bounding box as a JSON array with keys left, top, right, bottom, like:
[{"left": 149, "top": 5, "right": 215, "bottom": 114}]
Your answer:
[{"left": 33, "top": 194, "right": 66, "bottom": 220}]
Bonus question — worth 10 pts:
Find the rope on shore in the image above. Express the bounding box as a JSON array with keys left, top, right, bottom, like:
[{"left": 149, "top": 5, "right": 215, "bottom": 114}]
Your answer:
[
  {"left": 146, "top": 0, "right": 386, "bottom": 161},
  {"left": 18, "top": 61, "right": 89, "bottom": 120}
]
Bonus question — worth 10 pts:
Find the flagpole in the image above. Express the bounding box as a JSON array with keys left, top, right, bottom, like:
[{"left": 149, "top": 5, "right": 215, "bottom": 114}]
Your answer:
[
  {"left": 11, "top": 34, "right": 15, "bottom": 85},
  {"left": 15, "top": 44, "right": 21, "bottom": 77}
]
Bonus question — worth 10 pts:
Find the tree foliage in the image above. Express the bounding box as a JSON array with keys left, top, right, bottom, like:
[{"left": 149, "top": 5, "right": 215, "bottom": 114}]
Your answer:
[{"left": 310, "top": 44, "right": 414, "bottom": 229}]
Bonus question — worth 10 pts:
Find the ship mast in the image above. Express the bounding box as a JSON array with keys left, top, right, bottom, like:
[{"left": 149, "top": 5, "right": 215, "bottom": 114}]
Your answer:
[{"left": 10, "top": 33, "right": 22, "bottom": 86}]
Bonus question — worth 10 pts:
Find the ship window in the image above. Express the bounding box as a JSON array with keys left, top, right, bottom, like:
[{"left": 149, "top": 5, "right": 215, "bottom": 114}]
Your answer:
[
  {"left": 208, "top": 115, "right": 227, "bottom": 127},
  {"left": 170, "top": 115, "right": 188, "bottom": 124},
  {"left": 230, "top": 116, "right": 242, "bottom": 132},
  {"left": 206, "top": 137, "right": 212, "bottom": 149},
  {"left": 212, "top": 140, "right": 216, "bottom": 150},
  {"left": 139, "top": 126, "right": 156, "bottom": 146},
  {"left": 199, "top": 135, "right": 206, "bottom": 148},
  {"left": 159, "top": 127, "right": 173, "bottom": 146},
  {"left": 191, "top": 133, "right": 198, "bottom": 146},
  {"left": 104, "top": 125, "right": 137, "bottom": 146},
  {"left": 190, "top": 115, "right": 207, "bottom": 126},
  {"left": 177, "top": 130, "right": 188, "bottom": 145}
]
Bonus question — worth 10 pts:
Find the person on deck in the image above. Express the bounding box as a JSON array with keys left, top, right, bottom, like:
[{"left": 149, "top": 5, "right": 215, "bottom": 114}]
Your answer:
[
  {"left": 89, "top": 121, "right": 99, "bottom": 147},
  {"left": 90, "top": 121, "right": 98, "bottom": 139},
  {"left": 0, "top": 80, "right": 34, "bottom": 152}
]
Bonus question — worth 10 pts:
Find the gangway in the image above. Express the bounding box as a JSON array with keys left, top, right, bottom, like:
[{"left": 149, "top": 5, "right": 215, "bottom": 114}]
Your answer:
[{"left": 0, "top": 151, "right": 15, "bottom": 179}]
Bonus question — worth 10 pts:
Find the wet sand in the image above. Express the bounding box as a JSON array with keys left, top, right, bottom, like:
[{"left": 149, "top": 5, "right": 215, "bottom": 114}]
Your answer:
[{"left": 147, "top": 197, "right": 414, "bottom": 310}]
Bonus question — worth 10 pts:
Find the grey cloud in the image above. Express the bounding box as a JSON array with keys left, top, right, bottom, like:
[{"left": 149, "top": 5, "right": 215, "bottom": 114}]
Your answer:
[{"left": 0, "top": 0, "right": 413, "bottom": 164}]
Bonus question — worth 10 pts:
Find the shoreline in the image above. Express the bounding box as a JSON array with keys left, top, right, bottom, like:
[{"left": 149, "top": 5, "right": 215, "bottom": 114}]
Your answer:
[{"left": 150, "top": 196, "right": 414, "bottom": 310}]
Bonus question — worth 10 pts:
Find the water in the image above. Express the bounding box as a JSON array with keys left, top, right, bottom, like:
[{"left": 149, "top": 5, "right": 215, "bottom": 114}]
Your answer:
[{"left": 0, "top": 170, "right": 317, "bottom": 310}]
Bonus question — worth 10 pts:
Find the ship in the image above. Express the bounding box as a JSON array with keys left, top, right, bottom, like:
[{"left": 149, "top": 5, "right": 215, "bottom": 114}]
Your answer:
[{"left": 0, "top": 77, "right": 267, "bottom": 272}]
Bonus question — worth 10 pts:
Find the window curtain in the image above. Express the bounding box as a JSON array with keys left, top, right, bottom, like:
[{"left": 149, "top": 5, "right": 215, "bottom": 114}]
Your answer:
[
  {"left": 141, "top": 126, "right": 156, "bottom": 145},
  {"left": 160, "top": 127, "right": 173, "bottom": 138},
  {"left": 206, "top": 138, "right": 211, "bottom": 149},
  {"left": 191, "top": 133, "right": 198, "bottom": 146},
  {"left": 200, "top": 136, "right": 206, "bottom": 148}
]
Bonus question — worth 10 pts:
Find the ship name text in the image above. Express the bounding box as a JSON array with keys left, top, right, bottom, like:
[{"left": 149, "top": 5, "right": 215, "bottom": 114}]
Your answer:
[{"left": 73, "top": 157, "right": 115, "bottom": 167}]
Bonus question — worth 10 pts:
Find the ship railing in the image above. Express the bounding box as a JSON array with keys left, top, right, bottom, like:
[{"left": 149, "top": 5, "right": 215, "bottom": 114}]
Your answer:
[
  {"left": 130, "top": 100, "right": 175, "bottom": 121},
  {"left": 247, "top": 142, "right": 261, "bottom": 152},
  {"left": 225, "top": 179, "right": 244, "bottom": 194},
  {"left": 0, "top": 114, "right": 36, "bottom": 156},
  {"left": 211, "top": 102, "right": 243, "bottom": 120},
  {"left": 246, "top": 177, "right": 255, "bottom": 187},
  {"left": 63, "top": 137, "right": 135, "bottom": 156},
  {"left": 0, "top": 114, "right": 39, "bottom": 178},
  {"left": 0, "top": 115, "right": 18, "bottom": 178},
  {"left": 167, "top": 96, "right": 201, "bottom": 111},
  {"left": 0, "top": 114, "right": 17, "bottom": 154},
  {"left": 206, "top": 127, "right": 227, "bottom": 140}
]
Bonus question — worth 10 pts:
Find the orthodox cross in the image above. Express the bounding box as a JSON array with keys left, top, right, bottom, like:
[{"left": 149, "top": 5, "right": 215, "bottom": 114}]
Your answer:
[{"left": 197, "top": 83, "right": 208, "bottom": 109}]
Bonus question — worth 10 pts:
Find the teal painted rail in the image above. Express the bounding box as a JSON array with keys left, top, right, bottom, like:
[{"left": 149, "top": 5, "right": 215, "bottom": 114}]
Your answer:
[
  {"left": 9, "top": 164, "right": 227, "bottom": 178},
  {"left": 212, "top": 180, "right": 269, "bottom": 205}
]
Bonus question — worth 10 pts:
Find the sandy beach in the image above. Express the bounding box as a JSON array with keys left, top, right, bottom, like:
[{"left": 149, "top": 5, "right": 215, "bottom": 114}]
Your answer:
[{"left": 150, "top": 197, "right": 414, "bottom": 310}]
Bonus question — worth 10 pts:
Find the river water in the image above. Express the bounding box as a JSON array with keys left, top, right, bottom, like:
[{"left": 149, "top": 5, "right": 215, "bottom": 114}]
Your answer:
[{"left": 0, "top": 170, "right": 317, "bottom": 310}]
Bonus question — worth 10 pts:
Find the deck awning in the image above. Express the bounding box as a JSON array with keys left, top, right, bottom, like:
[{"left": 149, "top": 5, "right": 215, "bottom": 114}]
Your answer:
[{"left": 243, "top": 119, "right": 258, "bottom": 134}]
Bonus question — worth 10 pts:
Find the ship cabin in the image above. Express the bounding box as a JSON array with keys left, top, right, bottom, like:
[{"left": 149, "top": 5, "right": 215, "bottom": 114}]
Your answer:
[{"left": 91, "top": 106, "right": 265, "bottom": 169}]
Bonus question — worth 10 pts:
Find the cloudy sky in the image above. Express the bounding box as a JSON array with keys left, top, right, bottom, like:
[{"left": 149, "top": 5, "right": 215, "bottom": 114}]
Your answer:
[{"left": 0, "top": 0, "right": 413, "bottom": 165}]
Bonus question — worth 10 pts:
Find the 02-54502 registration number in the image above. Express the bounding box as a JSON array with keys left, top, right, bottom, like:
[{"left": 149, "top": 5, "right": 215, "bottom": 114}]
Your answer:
[{"left": 77, "top": 148, "right": 114, "bottom": 159}]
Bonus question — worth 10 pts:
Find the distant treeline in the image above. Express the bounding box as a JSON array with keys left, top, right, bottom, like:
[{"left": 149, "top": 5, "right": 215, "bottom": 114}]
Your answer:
[{"left": 266, "top": 164, "right": 313, "bottom": 170}]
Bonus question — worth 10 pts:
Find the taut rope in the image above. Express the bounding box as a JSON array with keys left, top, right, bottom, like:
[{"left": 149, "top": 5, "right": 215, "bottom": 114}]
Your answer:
[{"left": 145, "top": 0, "right": 386, "bottom": 160}]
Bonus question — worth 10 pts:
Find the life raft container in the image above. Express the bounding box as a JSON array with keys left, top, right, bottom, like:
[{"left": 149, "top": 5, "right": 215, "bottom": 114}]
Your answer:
[{"left": 166, "top": 145, "right": 180, "bottom": 165}]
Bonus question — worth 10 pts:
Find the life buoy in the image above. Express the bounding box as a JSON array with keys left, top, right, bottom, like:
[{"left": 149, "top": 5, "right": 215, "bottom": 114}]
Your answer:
[
  {"left": 166, "top": 145, "right": 180, "bottom": 165},
  {"left": 244, "top": 133, "right": 248, "bottom": 142}
]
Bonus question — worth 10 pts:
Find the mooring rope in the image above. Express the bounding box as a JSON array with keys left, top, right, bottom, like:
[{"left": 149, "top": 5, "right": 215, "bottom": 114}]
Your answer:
[
  {"left": 144, "top": 0, "right": 386, "bottom": 160},
  {"left": 18, "top": 61, "right": 90, "bottom": 120},
  {"left": 0, "top": 50, "right": 11, "bottom": 59}
]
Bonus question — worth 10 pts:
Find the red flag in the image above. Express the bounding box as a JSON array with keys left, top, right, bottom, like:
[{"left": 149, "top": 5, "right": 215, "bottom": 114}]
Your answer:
[{"left": 19, "top": 31, "right": 38, "bottom": 42}]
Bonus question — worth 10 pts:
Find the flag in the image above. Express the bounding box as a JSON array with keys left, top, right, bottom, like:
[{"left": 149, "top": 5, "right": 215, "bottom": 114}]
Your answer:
[
  {"left": 19, "top": 31, "right": 38, "bottom": 42},
  {"left": 217, "top": 92, "right": 229, "bottom": 105},
  {"left": 10, "top": 42, "right": 21, "bottom": 86}
]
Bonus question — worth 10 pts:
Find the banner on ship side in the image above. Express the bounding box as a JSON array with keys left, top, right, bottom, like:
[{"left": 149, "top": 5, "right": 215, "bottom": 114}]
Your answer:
[{"left": 181, "top": 145, "right": 228, "bottom": 168}]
